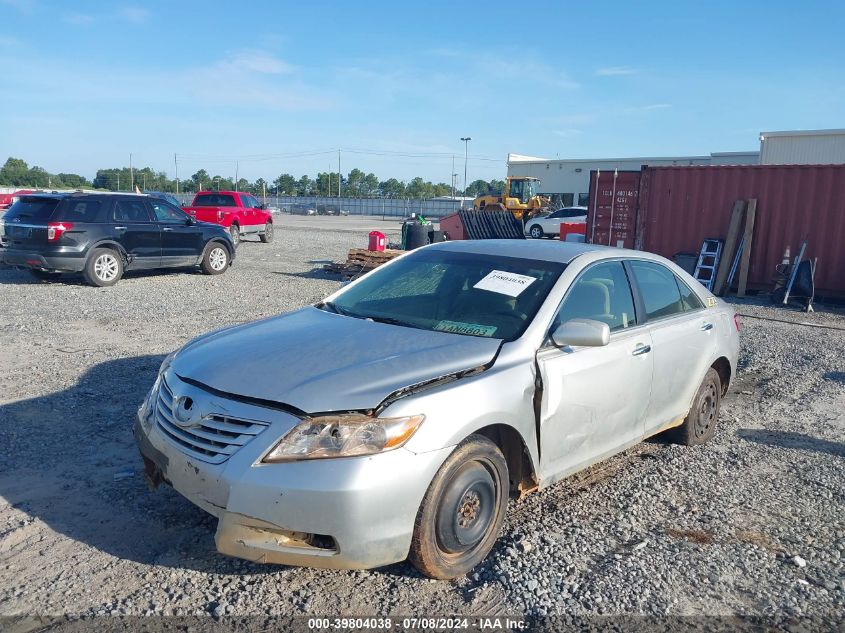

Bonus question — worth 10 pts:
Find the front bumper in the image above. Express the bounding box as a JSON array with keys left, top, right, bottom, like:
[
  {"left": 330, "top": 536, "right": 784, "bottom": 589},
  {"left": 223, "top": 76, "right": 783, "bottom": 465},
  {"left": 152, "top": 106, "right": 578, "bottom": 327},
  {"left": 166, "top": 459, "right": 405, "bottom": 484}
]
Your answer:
[
  {"left": 134, "top": 374, "right": 451, "bottom": 569},
  {"left": 2, "top": 249, "right": 85, "bottom": 272}
]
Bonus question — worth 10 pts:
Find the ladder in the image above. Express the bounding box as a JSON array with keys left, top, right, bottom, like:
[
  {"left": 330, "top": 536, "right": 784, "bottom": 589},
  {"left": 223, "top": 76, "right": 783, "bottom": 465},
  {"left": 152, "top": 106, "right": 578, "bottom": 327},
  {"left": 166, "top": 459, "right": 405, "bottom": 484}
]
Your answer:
[{"left": 693, "top": 238, "right": 723, "bottom": 290}]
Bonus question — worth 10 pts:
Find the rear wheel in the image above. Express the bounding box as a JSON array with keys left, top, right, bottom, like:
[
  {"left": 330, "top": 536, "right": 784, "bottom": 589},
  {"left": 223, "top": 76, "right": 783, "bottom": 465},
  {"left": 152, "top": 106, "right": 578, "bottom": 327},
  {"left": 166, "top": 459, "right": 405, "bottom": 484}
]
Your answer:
[
  {"left": 667, "top": 368, "right": 721, "bottom": 446},
  {"left": 259, "top": 221, "right": 274, "bottom": 243},
  {"left": 201, "top": 243, "right": 230, "bottom": 275},
  {"left": 84, "top": 248, "right": 123, "bottom": 287},
  {"left": 529, "top": 224, "right": 544, "bottom": 239},
  {"left": 229, "top": 224, "right": 240, "bottom": 248},
  {"left": 29, "top": 269, "right": 62, "bottom": 281},
  {"left": 409, "top": 435, "right": 508, "bottom": 579}
]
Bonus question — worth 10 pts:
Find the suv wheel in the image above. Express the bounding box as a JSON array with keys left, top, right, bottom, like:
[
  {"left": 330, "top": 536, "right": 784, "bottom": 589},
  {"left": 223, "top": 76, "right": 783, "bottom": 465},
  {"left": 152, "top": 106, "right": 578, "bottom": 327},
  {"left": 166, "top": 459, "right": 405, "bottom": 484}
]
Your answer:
[
  {"left": 409, "top": 435, "right": 508, "bottom": 579},
  {"left": 84, "top": 248, "right": 123, "bottom": 287},
  {"left": 529, "top": 225, "right": 544, "bottom": 239},
  {"left": 259, "top": 221, "right": 274, "bottom": 243},
  {"left": 202, "top": 243, "right": 230, "bottom": 275},
  {"left": 229, "top": 225, "right": 240, "bottom": 248}
]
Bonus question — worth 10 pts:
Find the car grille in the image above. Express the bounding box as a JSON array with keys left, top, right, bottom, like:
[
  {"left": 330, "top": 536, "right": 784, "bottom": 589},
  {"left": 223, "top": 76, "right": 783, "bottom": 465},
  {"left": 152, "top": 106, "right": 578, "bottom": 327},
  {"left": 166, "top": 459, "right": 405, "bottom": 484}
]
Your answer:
[{"left": 155, "top": 377, "right": 269, "bottom": 464}]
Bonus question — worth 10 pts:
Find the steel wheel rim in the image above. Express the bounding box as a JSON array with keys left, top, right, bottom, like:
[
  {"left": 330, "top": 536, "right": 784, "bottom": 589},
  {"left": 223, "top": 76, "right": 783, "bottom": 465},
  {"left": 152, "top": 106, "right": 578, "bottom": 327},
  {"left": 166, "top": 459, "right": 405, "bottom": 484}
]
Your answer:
[
  {"left": 94, "top": 254, "right": 119, "bottom": 281},
  {"left": 435, "top": 460, "right": 498, "bottom": 554},
  {"left": 695, "top": 381, "right": 718, "bottom": 437},
  {"left": 209, "top": 247, "right": 227, "bottom": 271},
  {"left": 265, "top": 223, "right": 273, "bottom": 238}
]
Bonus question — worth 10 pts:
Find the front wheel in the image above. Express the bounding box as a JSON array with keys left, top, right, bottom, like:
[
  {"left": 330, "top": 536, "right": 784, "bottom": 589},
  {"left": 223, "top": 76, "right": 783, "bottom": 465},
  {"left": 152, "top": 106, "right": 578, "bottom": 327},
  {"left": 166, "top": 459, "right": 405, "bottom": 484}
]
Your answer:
[
  {"left": 259, "top": 221, "right": 274, "bottom": 243},
  {"left": 84, "top": 248, "right": 123, "bottom": 287},
  {"left": 229, "top": 225, "right": 240, "bottom": 248},
  {"left": 667, "top": 367, "right": 721, "bottom": 446},
  {"left": 201, "top": 243, "right": 230, "bottom": 275},
  {"left": 409, "top": 435, "right": 508, "bottom": 579},
  {"left": 529, "top": 225, "right": 544, "bottom": 239}
]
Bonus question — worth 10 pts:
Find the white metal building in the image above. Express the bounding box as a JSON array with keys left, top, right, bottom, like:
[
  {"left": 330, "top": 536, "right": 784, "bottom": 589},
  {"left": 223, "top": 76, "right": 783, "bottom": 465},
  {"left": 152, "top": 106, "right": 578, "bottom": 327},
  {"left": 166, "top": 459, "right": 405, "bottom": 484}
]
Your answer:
[
  {"left": 506, "top": 151, "right": 759, "bottom": 207},
  {"left": 759, "top": 129, "right": 845, "bottom": 165}
]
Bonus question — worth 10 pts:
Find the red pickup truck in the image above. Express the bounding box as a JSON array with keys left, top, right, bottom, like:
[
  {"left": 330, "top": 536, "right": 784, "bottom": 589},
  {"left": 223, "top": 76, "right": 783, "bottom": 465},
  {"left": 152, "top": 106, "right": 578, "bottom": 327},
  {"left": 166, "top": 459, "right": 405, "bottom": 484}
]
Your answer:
[{"left": 183, "top": 191, "right": 274, "bottom": 247}]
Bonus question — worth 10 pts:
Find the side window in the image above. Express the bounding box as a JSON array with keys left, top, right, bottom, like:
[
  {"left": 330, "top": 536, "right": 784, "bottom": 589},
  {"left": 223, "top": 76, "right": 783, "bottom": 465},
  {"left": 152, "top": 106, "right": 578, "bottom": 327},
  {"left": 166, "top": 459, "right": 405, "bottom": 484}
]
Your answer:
[
  {"left": 113, "top": 200, "right": 151, "bottom": 223},
  {"left": 676, "top": 276, "right": 704, "bottom": 311},
  {"left": 555, "top": 261, "right": 637, "bottom": 332},
  {"left": 629, "top": 260, "right": 685, "bottom": 320},
  {"left": 241, "top": 195, "right": 257, "bottom": 209},
  {"left": 59, "top": 200, "right": 105, "bottom": 223},
  {"left": 150, "top": 201, "right": 188, "bottom": 224},
  {"left": 578, "top": 193, "right": 590, "bottom": 206}
]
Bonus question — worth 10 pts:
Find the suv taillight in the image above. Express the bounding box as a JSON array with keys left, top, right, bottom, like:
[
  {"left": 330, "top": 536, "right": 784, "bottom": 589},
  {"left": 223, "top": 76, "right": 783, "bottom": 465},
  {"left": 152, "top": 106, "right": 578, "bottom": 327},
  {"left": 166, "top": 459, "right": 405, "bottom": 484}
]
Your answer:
[
  {"left": 47, "top": 222, "right": 73, "bottom": 241},
  {"left": 733, "top": 313, "right": 741, "bottom": 332}
]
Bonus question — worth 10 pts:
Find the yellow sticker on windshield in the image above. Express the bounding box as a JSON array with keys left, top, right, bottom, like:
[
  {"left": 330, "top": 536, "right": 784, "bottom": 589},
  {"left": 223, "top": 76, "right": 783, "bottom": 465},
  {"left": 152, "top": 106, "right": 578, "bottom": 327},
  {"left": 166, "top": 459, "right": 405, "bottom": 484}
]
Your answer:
[
  {"left": 434, "top": 320, "right": 498, "bottom": 337},
  {"left": 706, "top": 297, "right": 717, "bottom": 307}
]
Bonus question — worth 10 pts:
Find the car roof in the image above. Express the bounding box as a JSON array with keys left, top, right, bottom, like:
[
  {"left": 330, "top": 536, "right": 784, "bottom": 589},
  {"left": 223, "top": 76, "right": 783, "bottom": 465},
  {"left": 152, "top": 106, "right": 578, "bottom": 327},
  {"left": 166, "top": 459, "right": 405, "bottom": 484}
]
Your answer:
[
  {"left": 195, "top": 190, "right": 242, "bottom": 195},
  {"left": 423, "top": 239, "right": 630, "bottom": 264}
]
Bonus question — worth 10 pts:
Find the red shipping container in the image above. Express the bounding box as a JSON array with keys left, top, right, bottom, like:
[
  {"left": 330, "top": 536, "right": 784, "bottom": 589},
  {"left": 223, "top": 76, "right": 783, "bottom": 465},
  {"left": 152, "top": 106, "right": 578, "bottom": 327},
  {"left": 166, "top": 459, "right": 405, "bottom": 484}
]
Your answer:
[
  {"left": 586, "top": 170, "right": 641, "bottom": 249},
  {"left": 635, "top": 164, "right": 845, "bottom": 298}
]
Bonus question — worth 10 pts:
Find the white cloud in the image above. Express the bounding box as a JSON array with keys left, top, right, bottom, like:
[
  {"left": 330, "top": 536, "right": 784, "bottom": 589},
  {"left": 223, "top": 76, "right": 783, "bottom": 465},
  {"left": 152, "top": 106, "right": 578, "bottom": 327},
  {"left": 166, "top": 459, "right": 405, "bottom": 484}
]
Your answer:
[
  {"left": 596, "top": 66, "right": 639, "bottom": 76},
  {"left": 222, "top": 50, "right": 295, "bottom": 75},
  {"left": 119, "top": 6, "right": 149, "bottom": 24},
  {"left": 63, "top": 13, "right": 94, "bottom": 25}
]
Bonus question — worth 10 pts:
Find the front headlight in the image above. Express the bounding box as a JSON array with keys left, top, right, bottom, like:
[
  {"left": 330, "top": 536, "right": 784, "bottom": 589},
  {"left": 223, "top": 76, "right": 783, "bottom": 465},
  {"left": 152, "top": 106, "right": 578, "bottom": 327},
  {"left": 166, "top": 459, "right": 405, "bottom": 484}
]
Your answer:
[
  {"left": 158, "top": 350, "right": 177, "bottom": 377},
  {"left": 262, "top": 414, "right": 425, "bottom": 462}
]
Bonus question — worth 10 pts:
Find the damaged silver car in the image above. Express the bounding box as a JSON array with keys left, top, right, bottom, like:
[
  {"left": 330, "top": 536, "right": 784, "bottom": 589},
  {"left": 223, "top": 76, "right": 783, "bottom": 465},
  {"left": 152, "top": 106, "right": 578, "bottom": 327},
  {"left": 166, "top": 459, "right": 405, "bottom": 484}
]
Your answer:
[{"left": 135, "top": 240, "right": 740, "bottom": 579}]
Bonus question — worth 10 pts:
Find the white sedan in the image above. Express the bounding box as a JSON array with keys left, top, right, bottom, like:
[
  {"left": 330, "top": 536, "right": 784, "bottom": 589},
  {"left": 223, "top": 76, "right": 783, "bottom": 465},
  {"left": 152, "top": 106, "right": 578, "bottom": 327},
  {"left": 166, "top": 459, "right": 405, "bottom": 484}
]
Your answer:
[{"left": 525, "top": 206, "right": 587, "bottom": 239}]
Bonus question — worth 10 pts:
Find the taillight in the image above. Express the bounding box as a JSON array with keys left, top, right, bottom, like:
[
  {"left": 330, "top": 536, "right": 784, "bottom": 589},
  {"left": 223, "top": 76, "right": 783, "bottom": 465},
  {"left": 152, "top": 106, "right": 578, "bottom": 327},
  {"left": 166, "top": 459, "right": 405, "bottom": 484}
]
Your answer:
[
  {"left": 217, "top": 210, "right": 224, "bottom": 220},
  {"left": 733, "top": 314, "right": 741, "bottom": 332},
  {"left": 47, "top": 222, "right": 73, "bottom": 241}
]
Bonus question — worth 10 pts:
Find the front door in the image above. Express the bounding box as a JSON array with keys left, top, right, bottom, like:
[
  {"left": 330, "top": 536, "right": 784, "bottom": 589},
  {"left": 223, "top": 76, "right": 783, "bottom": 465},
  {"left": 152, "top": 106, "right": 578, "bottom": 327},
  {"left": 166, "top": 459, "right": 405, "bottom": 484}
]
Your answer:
[
  {"left": 112, "top": 198, "right": 160, "bottom": 268},
  {"left": 149, "top": 200, "right": 203, "bottom": 266},
  {"left": 627, "top": 260, "right": 717, "bottom": 435},
  {"left": 536, "top": 260, "right": 653, "bottom": 482}
]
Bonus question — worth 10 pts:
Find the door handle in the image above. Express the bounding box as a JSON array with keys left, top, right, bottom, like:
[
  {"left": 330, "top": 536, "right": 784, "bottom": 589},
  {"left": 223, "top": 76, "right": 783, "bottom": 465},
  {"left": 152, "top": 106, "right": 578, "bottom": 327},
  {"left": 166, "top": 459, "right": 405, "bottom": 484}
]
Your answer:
[
  {"left": 700, "top": 322, "right": 714, "bottom": 331},
  {"left": 114, "top": 226, "right": 127, "bottom": 230},
  {"left": 162, "top": 227, "right": 174, "bottom": 232},
  {"left": 632, "top": 344, "right": 651, "bottom": 356}
]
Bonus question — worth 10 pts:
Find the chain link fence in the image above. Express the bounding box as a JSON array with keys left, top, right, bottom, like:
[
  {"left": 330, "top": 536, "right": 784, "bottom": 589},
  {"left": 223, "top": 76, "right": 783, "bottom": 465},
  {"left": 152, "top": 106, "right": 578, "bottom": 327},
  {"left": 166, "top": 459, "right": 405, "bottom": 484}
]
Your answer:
[{"left": 172, "top": 194, "right": 470, "bottom": 219}]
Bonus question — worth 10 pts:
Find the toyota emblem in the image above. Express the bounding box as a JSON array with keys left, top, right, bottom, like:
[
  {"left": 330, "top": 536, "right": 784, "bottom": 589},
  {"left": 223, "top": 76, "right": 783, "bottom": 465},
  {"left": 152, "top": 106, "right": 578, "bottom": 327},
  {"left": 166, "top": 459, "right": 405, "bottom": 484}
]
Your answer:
[{"left": 172, "top": 395, "right": 201, "bottom": 428}]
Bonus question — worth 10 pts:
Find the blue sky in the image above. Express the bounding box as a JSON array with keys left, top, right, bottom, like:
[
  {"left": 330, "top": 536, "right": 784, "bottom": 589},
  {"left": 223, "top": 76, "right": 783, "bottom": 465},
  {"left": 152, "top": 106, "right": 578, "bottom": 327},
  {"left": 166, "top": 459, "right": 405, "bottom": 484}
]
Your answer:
[{"left": 0, "top": 0, "right": 843, "bottom": 184}]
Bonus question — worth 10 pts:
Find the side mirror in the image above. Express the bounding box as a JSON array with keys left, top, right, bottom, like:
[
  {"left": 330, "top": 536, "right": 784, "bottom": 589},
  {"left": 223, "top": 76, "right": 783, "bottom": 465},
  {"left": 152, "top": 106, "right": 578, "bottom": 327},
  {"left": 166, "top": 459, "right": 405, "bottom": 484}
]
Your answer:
[
  {"left": 185, "top": 216, "right": 196, "bottom": 226},
  {"left": 551, "top": 318, "right": 610, "bottom": 348}
]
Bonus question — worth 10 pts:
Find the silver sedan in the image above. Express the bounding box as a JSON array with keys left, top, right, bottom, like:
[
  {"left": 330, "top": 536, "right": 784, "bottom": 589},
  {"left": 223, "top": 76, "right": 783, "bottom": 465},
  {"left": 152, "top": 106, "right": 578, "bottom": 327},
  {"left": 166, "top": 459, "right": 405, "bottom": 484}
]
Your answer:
[{"left": 135, "top": 240, "right": 740, "bottom": 579}]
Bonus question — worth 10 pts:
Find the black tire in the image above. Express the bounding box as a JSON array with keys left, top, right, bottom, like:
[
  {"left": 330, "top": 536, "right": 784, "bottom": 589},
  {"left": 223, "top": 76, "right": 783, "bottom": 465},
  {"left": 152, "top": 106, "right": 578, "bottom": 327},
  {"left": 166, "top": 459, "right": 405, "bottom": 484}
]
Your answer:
[
  {"left": 29, "top": 269, "right": 62, "bottom": 281},
  {"left": 229, "top": 224, "right": 240, "bottom": 248},
  {"left": 201, "top": 243, "right": 230, "bottom": 275},
  {"left": 83, "top": 247, "right": 123, "bottom": 287},
  {"left": 259, "top": 221, "right": 274, "bottom": 243},
  {"left": 667, "top": 367, "right": 721, "bottom": 446},
  {"left": 529, "top": 224, "right": 544, "bottom": 239},
  {"left": 408, "top": 435, "right": 508, "bottom": 579}
]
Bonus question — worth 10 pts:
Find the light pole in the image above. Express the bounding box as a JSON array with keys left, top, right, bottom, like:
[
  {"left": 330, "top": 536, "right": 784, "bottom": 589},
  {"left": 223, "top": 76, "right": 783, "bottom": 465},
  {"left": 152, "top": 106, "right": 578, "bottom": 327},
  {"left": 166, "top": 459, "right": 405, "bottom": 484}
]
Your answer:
[{"left": 460, "top": 137, "right": 471, "bottom": 208}]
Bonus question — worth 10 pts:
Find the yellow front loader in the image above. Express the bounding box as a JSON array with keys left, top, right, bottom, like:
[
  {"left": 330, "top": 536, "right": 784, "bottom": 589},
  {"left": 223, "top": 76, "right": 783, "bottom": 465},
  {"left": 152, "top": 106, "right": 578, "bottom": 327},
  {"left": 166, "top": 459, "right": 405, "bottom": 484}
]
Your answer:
[{"left": 473, "top": 176, "right": 549, "bottom": 221}]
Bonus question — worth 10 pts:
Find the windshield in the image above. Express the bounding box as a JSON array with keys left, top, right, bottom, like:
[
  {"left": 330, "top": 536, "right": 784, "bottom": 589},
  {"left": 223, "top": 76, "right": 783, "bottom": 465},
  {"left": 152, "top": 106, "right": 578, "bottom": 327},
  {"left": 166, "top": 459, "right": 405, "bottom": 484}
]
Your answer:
[
  {"left": 325, "top": 249, "right": 565, "bottom": 341},
  {"left": 193, "top": 193, "right": 236, "bottom": 207},
  {"left": 508, "top": 179, "right": 537, "bottom": 204}
]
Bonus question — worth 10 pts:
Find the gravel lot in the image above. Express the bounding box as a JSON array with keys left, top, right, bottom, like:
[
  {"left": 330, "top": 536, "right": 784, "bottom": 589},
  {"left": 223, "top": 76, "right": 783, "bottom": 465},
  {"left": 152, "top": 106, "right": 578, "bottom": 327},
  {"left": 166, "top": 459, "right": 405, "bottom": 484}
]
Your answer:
[{"left": 0, "top": 216, "right": 842, "bottom": 629}]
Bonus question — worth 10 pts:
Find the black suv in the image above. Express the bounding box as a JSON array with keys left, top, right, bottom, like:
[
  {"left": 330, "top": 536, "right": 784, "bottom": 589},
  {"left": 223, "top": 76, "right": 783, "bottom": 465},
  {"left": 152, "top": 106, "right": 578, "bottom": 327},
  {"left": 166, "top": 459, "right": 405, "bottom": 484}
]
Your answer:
[{"left": 0, "top": 193, "right": 235, "bottom": 286}]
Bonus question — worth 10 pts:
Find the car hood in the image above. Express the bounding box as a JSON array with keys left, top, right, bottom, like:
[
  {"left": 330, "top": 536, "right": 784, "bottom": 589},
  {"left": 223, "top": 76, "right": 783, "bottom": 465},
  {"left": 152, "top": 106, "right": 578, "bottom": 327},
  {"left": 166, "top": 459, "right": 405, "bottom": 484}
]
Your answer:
[{"left": 171, "top": 307, "right": 501, "bottom": 413}]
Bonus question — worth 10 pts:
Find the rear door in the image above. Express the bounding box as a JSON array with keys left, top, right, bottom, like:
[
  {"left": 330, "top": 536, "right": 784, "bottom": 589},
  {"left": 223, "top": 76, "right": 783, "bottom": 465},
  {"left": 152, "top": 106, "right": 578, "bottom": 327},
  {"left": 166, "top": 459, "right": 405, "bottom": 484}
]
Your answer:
[
  {"left": 536, "top": 260, "right": 653, "bottom": 481},
  {"left": 1, "top": 196, "right": 61, "bottom": 248},
  {"left": 150, "top": 199, "right": 204, "bottom": 265},
  {"left": 627, "top": 260, "right": 717, "bottom": 434},
  {"left": 112, "top": 198, "right": 161, "bottom": 268}
]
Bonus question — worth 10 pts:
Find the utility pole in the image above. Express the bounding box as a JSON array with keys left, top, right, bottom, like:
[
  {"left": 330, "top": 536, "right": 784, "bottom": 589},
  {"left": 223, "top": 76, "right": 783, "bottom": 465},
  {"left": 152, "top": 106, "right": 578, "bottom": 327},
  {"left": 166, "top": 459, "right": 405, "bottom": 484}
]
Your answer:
[
  {"left": 337, "top": 149, "right": 341, "bottom": 201},
  {"left": 117, "top": 173, "right": 120, "bottom": 191},
  {"left": 129, "top": 153, "right": 134, "bottom": 190},
  {"left": 235, "top": 161, "right": 239, "bottom": 191},
  {"left": 460, "top": 137, "right": 471, "bottom": 208},
  {"left": 451, "top": 155, "right": 456, "bottom": 199},
  {"left": 174, "top": 153, "right": 179, "bottom": 193}
]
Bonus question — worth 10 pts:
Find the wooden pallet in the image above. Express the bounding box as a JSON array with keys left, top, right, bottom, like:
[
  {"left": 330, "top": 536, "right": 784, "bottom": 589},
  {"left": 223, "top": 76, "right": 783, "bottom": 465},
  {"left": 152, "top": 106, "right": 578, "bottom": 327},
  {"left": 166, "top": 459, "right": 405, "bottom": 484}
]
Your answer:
[{"left": 324, "top": 248, "right": 403, "bottom": 280}]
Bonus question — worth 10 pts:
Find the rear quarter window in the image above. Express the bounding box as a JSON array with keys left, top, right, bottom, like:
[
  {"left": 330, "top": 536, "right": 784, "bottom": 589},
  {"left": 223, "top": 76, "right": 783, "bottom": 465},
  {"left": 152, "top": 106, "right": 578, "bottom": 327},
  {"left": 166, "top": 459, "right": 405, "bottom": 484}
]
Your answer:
[{"left": 54, "top": 199, "right": 107, "bottom": 223}]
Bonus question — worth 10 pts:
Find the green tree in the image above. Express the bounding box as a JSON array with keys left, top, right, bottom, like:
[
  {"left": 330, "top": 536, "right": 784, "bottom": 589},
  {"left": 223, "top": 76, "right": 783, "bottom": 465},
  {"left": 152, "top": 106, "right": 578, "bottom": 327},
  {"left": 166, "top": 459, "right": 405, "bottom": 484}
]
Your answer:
[
  {"left": 191, "top": 170, "right": 210, "bottom": 191},
  {"left": 489, "top": 179, "right": 506, "bottom": 194},
  {"left": 379, "top": 178, "right": 405, "bottom": 198},
  {"left": 0, "top": 157, "right": 31, "bottom": 186},
  {"left": 274, "top": 173, "right": 297, "bottom": 195},
  {"left": 363, "top": 173, "right": 379, "bottom": 196},
  {"left": 296, "top": 175, "right": 312, "bottom": 195}
]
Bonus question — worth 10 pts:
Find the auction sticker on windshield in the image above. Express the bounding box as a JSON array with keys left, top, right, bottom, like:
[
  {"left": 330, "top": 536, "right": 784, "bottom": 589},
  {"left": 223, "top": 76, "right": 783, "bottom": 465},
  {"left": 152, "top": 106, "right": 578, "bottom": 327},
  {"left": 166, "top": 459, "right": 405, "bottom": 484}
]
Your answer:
[
  {"left": 435, "top": 320, "right": 498, "bottom": 337},
  {"left": 473, "top": 270, "right": 536, "bottom": 297}
]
